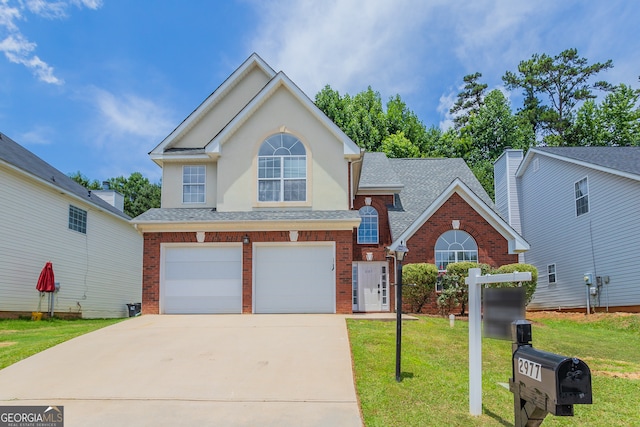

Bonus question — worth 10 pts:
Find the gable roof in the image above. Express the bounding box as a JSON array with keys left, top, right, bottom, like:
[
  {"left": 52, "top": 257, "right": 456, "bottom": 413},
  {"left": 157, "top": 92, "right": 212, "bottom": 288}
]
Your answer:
[
  {"left": 205, "top": 71, "right": 361, "bottom": 158},
  {"left": 358, "top": 155, "right": 528, "bottom": 254},
  {"left": 518, "top": 147, "right": 640, "bottom": 181},
  {"left": 150, "top": 53, "right": 276, "bottom": 159},
  {"left": 150, "top": 53, "right": 361, "bottom": 162},
  {"left": 357, "top": 152, "right": 404, "bottom": 194},
  {"left": 0, "top": 132, "right": 130, "bottom": 220}
]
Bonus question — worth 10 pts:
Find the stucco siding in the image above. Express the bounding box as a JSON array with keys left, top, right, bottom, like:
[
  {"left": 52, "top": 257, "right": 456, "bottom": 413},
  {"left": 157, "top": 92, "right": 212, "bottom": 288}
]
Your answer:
[
  {"left": 216, "top": 86, "right": 350, "bottom": 212},
  {"left": 172, "top": 66, "right": 272, "bottom": 149},
  {"left": 0, "top": 167, "right": 142, "bottom": 318},
  {"left": 521, "top": 154, "right": 640, "bottom": 310}
]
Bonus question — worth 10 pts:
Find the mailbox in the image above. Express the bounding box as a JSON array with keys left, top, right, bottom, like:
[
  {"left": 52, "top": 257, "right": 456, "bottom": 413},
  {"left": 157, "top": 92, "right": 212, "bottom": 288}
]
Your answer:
[
  {"left": 509, "top": 320, "right": 592, "bottom": 426},
  {"left": 512, "top": 346, "right": 592, "bottom": 415}
]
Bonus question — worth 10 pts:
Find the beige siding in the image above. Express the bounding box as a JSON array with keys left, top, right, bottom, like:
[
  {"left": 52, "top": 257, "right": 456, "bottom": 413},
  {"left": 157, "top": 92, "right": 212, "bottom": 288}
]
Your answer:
[
  {"left": 217, "top": 86, "right": 350, "bottom": 212},
  {"left": 161, "top": 161, "right": 217, "bottom": 209},
  {"left": 172, "top": 66, "right": 272, "bottom": 149},
  {"left": 0, "top": 166, "right": 142, "bottom": 318}
]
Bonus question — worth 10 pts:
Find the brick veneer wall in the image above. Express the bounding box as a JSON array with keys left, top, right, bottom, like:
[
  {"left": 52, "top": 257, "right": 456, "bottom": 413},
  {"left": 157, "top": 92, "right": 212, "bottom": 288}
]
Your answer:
[{"left": 142, "top": 229, "right": 354, "bottom": 315}]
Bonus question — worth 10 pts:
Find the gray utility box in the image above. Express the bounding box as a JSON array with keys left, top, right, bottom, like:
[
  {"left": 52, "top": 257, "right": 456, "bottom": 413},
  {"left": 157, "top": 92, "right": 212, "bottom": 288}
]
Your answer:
[{"left": 511, "top": 345, "right": 592, "bottom": 416}]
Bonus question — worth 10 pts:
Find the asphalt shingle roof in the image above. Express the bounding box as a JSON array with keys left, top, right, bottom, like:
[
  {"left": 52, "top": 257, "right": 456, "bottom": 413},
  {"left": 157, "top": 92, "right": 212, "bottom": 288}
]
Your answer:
[
  {"left": 359, "top": 152, "right": 404, "bottom": 190},
  {"left": 132, "top": 208, "right": 361, "bottom": 223},
  {"left": 382, "top": 157, "right": 494, "bottom": 241},
  {"left": 535, "top": 146, "right": 640, "bottom": 176},
  {"left": 0, "top": 132, "right": 130, "bottom": 220}
]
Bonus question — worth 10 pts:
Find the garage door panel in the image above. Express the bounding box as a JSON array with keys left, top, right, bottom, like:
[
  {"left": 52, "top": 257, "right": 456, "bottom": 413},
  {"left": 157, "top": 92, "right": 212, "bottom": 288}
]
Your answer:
[
  {"left": 162, "top": 246, "right": 242, "bottom": 314},
  {"left": 255, "top": 244, "right": 335, "bottom": 314}
]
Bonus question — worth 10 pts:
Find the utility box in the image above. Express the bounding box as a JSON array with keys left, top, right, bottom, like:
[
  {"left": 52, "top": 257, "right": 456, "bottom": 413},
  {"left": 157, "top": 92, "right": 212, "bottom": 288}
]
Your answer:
[{"left": 509, "top": 320, "right": 592, "bottom": 426}]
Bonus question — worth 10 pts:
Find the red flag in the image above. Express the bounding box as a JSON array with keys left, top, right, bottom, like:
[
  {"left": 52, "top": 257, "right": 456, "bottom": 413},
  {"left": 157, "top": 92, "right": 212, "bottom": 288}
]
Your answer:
[{"left": 36, "top": 262, "right": 55, "bottom": 292}]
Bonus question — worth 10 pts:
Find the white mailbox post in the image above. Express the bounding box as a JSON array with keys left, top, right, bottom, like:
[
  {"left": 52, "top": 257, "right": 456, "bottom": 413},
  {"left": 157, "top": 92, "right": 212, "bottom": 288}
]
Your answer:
[{"left": 466, "top": 268, "right": 532, "bottom": 416}]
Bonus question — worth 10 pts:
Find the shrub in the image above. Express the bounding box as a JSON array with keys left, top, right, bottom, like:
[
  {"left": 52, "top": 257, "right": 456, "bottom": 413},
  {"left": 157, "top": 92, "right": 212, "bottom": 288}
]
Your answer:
[
  {"left": 490, "top": 263, "right": 538, "bottom": 305},
  {"left": 401, "top": 263, "right": 438, "bottom": 313},
  {"left": 444, "top": 262, "right": 492, "bottom": 315},
  {"left": 436, "top": 273, "right": 460, "bottom": 316}
]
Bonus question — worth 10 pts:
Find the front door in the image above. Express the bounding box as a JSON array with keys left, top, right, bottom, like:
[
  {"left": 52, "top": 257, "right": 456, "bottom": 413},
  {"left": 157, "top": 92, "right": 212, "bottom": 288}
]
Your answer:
[{"left": 354, "top": 262, "right": 389, "bottom": 312}]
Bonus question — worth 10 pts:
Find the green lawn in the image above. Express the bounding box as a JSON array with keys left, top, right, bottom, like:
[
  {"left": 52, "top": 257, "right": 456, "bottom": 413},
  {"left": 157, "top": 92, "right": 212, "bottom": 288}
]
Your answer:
[
  {"left": 0, "top": 317, "right": 125, "bottom": 369},
  {"left": 348, "top": 313, "right": 640, "bottom": 427}
]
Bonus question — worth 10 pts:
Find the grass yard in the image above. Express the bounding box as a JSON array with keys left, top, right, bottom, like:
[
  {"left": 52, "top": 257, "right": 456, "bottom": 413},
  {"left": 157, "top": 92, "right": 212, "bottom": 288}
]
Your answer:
[
  {"left": 348, "top": 312, "right": 640, "bottom": 427},
  {"left": 0, "top": 317, "right": 125, "bottom": 369}
]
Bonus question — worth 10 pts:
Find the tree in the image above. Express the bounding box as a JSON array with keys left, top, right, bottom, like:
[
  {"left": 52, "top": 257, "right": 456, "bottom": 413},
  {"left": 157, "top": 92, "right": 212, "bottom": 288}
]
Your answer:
[
  {"left": 69, "top": 171, "right": 101, "bottom": 190},
  {"left": 343, "top": 87, "right": 388, "bottom": 151},
  {"left": 449, "top": 72, "right": 487, "bottom": 129},
  {"left": 569, "top": 84, "right": 640, "bottom": 146},
  {"left": 381, "top": 132, "right": 421, "bottom": 158},
  {"left": 108, "top": 172, "right": 161, "bottom": 218},
  {"left": 314, "top": 85, "right": 347, "bottom": 128},
  {"left": 503, "top": 48, "right": 613, "bottom": 145}
]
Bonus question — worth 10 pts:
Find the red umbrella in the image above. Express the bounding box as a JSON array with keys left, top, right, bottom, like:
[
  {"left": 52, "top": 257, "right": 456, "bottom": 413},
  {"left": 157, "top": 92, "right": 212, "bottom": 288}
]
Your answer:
[{"left": 36, "top": 262, "right": 55, "bottom": 293}]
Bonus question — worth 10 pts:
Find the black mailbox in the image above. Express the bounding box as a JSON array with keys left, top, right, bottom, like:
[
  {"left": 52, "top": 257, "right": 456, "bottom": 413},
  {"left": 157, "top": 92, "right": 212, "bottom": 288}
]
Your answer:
[{"left": 509, "top": 320, "right": 592, "bottom": 426}]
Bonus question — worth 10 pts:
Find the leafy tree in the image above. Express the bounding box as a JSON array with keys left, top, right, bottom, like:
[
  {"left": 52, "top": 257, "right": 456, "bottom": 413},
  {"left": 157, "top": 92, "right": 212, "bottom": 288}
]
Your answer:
[
  {"left": 108, "top": 172, "right": 161, "bottom": 218},
  {"left": 69, "top": 171, "right": 101, "bottom": 190},
  {"left": 503, "top": 48, "right": 613, "bottom": 144},
  {"left": 449, "top": 72, "right": 487, "bottom": 129},
  {"left": 343, "top": 87, "right": 388, "bottom": 151},
  {"left": 315, "top": 85, "right": 347, "bottom": 128},
  {"left": 381, "top": 132, "right": 421, "bottom": 158}
]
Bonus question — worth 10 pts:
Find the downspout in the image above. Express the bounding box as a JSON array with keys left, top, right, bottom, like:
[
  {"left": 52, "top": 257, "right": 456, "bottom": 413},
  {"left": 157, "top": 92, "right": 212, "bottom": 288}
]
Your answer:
[{"left": 349, "top": 152, "right": 364, "bottom": 209}]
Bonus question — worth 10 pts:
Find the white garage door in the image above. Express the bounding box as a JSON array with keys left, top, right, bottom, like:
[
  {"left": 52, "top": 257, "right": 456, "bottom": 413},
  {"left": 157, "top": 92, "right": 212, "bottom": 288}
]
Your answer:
[
  {"left": 254, "top": 244, "right": 335, "bottom": 313},
  {"left": 162, "top": 245, "right": 242, "bottom": 314}
]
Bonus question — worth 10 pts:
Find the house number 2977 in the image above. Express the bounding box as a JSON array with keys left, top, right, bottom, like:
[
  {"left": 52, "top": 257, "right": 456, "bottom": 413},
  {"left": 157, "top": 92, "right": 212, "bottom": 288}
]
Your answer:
[{"left": 518, "top": 358, "right": 542, "bottom": 382}]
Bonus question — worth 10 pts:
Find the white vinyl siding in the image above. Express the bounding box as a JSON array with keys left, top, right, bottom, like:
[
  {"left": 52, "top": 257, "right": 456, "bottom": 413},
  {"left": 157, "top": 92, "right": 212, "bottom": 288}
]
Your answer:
[
  {"left": 519, "top": 154, "right": 640, "bottom": 310},
  {"left": 0, "top": 166, "right": 142, "bottom": 318}
]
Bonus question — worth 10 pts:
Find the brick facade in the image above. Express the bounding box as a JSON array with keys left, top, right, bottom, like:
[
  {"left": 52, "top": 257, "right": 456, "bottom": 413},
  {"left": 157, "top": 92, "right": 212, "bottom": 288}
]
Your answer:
[{"left": 142, "top": 229, "right": 354, "bottom": 315}]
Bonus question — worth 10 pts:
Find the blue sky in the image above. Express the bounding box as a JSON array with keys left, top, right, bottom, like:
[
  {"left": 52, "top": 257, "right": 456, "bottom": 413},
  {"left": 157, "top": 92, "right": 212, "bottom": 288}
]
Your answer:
[{"left": 1, "top": 0, "right": 638, "bottom": 183}]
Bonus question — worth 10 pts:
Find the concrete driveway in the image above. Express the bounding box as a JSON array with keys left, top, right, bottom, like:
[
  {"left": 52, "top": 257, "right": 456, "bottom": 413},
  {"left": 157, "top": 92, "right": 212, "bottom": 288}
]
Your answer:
[{"left": 0, "top": 315, "right": 363, "bottom": 427}]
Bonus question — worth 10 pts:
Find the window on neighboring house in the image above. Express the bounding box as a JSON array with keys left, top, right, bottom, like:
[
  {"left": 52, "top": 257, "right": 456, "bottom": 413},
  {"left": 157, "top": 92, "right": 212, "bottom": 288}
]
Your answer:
[
  {"left": 68, "top": 205, "right": 87, "bottom": 234},
  {"left": 183, "top": 165, "right": 205, "bottom": 203},
  {"left": 357, "top": 206, "right": 379, "bottom": 244},
  {"left": 548, "top": 264, "right": 557, "bottom": 284},
  {"left": 258, "top": 133, "right": 306, "bottom": 202},
  {"left": 575, "top": 177, "right": 589, "bottom": 216},
  {"left": 435, "top": 230, "right": 478, "bottom": 273}
]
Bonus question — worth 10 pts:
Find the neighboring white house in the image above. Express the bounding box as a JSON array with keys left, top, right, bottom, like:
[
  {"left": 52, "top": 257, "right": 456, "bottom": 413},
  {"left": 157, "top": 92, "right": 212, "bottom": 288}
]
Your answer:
[
  {"left": 495, "top": 147, "right": 640, "bottom": 312},
  {"left": 0, "top": 132, "right": 142, "bottom": 318}
]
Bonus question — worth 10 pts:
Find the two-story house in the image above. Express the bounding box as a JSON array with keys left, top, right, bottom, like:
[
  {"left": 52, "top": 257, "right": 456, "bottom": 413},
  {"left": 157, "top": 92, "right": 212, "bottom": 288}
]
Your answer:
[
  {"left": 495, "top": 147, "right": 640, "bottom": 312},
  {"left": 133, "top": 54, "right": 528, "bottom": 315}
]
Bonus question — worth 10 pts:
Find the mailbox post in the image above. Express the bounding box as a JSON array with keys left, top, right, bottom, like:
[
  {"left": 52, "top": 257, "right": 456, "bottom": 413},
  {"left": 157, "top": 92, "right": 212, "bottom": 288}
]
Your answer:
[{"left": 510, "top": 320, "right": 592, "bottom": 427}]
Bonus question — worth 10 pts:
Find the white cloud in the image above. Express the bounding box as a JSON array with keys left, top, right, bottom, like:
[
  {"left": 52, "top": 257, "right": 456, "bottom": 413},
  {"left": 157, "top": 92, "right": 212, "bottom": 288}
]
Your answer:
[
  {"left": 437, "top": 90, "right": 456, "bottom": 131},
  {"left": 81, "top": 87, "right": 175, "bottom": 180},
  {"left": 0, "top": 0, "right": 102, "bottom": 84},
  {"left": 18, "top": 125, "right": 55, "bottom": 145}
]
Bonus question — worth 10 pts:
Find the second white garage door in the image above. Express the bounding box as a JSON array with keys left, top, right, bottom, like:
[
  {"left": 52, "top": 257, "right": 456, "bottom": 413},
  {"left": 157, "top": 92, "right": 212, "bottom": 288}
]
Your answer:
[
  {"left": 254, "top": 243, "right": 335, "bottom": 313},
  {"left": 162, "top": 245, "right": 242, "bottom": 314}
]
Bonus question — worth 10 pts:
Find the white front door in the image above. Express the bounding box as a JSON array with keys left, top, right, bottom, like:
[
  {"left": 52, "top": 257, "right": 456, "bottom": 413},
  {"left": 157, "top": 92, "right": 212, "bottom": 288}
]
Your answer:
[{"left": 355, "top": 262, "right": 389, "bottom": 312}]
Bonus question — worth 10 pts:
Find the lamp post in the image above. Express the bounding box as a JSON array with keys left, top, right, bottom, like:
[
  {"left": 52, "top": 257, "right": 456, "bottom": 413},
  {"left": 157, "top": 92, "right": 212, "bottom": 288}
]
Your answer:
[{"left": 394, "top": 243, "right": 408, "bottom": 382}]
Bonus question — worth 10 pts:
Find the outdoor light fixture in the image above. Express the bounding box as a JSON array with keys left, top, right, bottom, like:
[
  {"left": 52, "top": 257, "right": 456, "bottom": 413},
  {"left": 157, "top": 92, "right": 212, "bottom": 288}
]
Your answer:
[
  {"left": 242, "top": 234, "right": 250, "bottom": 245},
  {"left": 394, "top": 242, "right": 408, "bottom": 382}
]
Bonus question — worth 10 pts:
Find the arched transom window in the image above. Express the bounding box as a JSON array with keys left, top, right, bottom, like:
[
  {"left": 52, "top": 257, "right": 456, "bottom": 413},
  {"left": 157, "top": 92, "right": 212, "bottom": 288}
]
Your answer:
[
  {"left": 435, "top": 230, "right": 478, "bottom": 272},
  {"left": 357, "top": 206, "right": 379, "bottom": 244},
  {"left": 258, "top": 133, "right": 306, "bottom": 202}
]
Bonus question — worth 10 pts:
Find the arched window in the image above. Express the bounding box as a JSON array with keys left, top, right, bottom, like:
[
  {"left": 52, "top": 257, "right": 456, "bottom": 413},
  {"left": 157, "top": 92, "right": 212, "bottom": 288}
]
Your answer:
[
  {"left": 258, "top": 133, "right": 306, "bottom": 202},
  {"left": 435, "top": 230, "right": 478, "bottom": 272},
  {"left": 357, "top": 206, "right": 379, "bottom": 244}
]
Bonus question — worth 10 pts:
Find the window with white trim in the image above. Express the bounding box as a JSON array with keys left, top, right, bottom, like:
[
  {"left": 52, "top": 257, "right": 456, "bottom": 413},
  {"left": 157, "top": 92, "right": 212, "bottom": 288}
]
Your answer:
[
  {"left": 258, "top": 133, "right": 306, "bottom": 202},
  {"left": 68, "top": 205, "right": 87, "bottom": 234},
  {"left": 183, "top": 165, "right": 205, "bottom": 203},
  {"left": 575, "top": 177, "right": 589, "bottom": 216},
  {"left": 435, "top": 230, "right": 478, "bottom": 273},
  {"left": 548, "top": 264, "right": 557, "bottom": 284},
  {"left": 357, "top": 206, "right": 379, "bottom": 244}
]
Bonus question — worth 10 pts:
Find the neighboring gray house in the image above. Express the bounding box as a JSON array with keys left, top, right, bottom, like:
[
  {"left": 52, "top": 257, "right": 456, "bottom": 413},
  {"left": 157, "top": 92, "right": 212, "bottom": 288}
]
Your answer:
[
  {"left": 495, "top": 147, "right": 640, "bottom": 312},
  {"left": 0, "top": 132, "right": 142, "bottom": 318}
]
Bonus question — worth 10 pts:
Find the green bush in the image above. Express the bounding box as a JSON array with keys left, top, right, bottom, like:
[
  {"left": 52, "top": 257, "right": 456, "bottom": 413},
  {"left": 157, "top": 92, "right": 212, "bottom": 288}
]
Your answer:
[
  {"left": 436, "top": 274, "right": 460, "bottom": 316},
  {"left": 442, "top": 262, "right": 492, "bottom": 315},
  {"left": 401, "top": 263, "right": 438, "bottom": 313},
  {"left": 490, "top": 263, "right": 538, "bottom": 305}
]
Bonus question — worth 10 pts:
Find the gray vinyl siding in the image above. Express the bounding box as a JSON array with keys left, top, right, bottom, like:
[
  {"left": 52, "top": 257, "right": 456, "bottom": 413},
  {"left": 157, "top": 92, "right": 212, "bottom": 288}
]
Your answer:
[
  {"left": 494, "top": 150, "right": 523, "bottom": 234},
  {"left": 0, "top": 166, "right": 142, "bottom": 318},
  {"left": 520, "top": 154, "right": 640, "bottom": 310}
]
